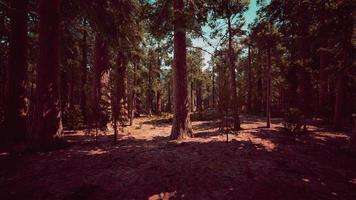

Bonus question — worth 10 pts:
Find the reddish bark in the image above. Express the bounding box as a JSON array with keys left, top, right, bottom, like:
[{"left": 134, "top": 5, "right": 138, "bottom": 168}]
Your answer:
[
  {"left": 3, "top": 0, "right": 29, "bottom": 142},
  {"left": 170, "top": 0, "right": 193, "bottom": 140}
]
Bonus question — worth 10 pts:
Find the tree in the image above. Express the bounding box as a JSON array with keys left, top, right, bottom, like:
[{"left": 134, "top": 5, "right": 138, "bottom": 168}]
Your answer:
[
  {"left": 30, "top": 0, "right": 62, "bottom": 149},
  {"left": 170, "top": 0, "right": 193, "bottom": 139},
  {"left": 208, "top": 0, "right": 249, "bottom": 130},
  {"left": 3, "top": 0, "right": 29, "bottom": 142}
]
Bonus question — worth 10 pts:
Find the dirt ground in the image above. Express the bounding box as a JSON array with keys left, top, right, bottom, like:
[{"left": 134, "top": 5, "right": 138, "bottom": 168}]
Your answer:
[{"left": 1, "top": 115, "right": 356, "bottom": 200}]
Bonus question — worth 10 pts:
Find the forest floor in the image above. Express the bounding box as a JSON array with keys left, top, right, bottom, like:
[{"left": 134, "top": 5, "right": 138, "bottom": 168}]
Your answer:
[{"left": 1, "top": 115, "right": 356, "bottom": 200}]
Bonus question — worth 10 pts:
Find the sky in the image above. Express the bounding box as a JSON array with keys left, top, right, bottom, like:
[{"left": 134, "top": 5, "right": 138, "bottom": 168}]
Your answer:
[{"left": 192, "top": 0, "right": 260, "bottom": 68}]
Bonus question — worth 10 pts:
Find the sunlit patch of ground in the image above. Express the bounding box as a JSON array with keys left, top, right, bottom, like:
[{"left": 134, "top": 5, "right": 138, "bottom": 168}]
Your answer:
[{"left": 1, "top": 115, "right": 356, "bottom": 200}]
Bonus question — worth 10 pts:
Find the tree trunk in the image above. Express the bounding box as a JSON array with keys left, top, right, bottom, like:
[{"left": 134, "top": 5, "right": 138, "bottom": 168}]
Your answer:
[
  {"left": 227, "top": 12, "right": 241, "bottom": 130},
  {"left": 266, "top": 48, "right": 271, "bottom": 128},
  {"left": 4, "top": 0, "right": 29, "bottom": 142},
  {"left": 170, "top": 0, "right": 193, "bottom": 140},
  {"left": 30, "top": 0, "right": 62, "bottom": 149}
]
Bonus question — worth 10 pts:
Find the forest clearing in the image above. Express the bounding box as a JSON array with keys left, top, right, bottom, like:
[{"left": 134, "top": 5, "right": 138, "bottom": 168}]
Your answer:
[{"left": 1, "top": 115, "right": 356, "bottom": 200}]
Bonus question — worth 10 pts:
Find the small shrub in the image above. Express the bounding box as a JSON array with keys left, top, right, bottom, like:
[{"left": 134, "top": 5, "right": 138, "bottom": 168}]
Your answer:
[{"left": 283, "top": 107, "right": 305, "bottom": 133}]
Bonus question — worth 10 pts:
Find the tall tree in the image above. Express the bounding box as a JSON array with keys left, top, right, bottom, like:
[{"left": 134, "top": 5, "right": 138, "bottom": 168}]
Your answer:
[
  {"left": 30, "top": 0, "right": 62, "bottom": 149},
  {"left": 3, "top": 0, "right": 29, "bottom": 142},
  {"left": 170, "top": 0, "right": 193, "bottom": 139},
  {"left": 208, "top": 0, "right": 248, "bottom": 130}
]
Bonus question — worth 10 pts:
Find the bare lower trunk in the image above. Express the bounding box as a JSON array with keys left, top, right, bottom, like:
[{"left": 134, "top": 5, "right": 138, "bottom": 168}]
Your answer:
[
  {"left": 4, "top": 0, "right": 29, "bottom": 142},
  {"left": 170, "top": 0, "right": 193, "bottom": 140},
  {"left": 30, "top": 0, "right": 62, "bottom": 149}
]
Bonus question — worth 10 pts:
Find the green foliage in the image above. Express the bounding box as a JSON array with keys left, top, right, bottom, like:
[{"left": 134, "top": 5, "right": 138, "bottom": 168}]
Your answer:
[{"left": 283, "top": 107, "right": 305, "bottom": 133}]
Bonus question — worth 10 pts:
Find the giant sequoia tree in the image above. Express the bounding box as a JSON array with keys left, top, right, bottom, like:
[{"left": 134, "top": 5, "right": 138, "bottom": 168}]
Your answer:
[{"left": 30, "top": 0, "right": 62, "bottom": 148}]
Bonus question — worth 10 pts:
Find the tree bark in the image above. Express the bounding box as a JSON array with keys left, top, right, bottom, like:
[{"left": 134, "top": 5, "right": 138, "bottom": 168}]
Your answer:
[
  {"left": 170, "top": 0, "right": 193, "bottom": 140},
  {"left": 30, "top": 0, "right": 62, "bottom": 149},
  {"left": 4, "top": 0, "right": 29, "bottom": 142}
]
